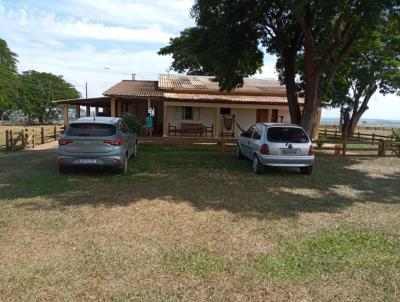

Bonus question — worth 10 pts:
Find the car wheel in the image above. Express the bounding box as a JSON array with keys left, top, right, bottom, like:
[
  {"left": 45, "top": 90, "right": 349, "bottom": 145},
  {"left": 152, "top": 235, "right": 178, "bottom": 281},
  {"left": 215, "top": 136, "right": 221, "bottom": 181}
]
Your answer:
[
  {"left": 235, "top": 144, "right": 244, "bottom": 159},
  {"left": 57, "top": 164, "right": 68, "bottom": 174},
  {"left": 300, "top": 165, "right": 313, "bottom": 175},
  {"left": 119, "top": 156, "right": 128, "bottom": 175},
  {"left": 252, "top": 155, "right": 264, "bottom": 174},
  {"left": 132, "top": 142, "right": 137, "bottom": 158}
]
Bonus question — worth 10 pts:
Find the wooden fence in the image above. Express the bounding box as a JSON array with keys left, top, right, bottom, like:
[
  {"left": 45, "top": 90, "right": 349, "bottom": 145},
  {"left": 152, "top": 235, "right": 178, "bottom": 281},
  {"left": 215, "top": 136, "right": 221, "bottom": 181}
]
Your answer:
[{"left": 2, "top": 126, "right": 64, "bottom": 151}]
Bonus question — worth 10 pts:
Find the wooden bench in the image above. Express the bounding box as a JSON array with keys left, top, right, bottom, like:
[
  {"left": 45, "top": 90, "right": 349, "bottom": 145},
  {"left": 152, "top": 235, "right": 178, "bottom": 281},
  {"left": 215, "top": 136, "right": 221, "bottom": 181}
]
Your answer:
[{"left": 168, "top": 123, "right": 214, "bottom": 137}]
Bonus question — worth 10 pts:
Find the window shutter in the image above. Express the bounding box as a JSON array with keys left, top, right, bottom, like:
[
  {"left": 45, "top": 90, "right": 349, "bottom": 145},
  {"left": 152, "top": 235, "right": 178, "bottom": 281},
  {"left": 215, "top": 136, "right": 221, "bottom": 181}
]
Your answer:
[{"left": 175, "top": 107, "right": 182, "bottom": 120}]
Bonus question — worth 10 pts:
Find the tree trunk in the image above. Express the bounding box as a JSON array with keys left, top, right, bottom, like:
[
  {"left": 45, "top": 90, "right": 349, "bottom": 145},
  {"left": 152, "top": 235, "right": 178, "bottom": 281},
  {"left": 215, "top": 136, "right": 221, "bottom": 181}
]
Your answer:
[
  {"left": 300, "top": 73, "right": 320, "bottom": 136},
  {"left": 282, "top": 48, "right": 302, "bottom": 124}
]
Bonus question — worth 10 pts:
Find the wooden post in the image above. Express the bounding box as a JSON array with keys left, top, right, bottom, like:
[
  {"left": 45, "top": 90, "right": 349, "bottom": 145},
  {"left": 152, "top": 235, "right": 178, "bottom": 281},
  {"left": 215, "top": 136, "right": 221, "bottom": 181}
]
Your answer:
[
  {"left": 76, "top": 105, "right": 81, "bottom": 118},
  {"left": 162, "top": 104, "right": 168, "bottom": 137},
  {"left": 32, "top": 129, "right": 35, "bottom": 148},
  {"left": 54, "top": 126, "right": 57, "bottom": 140},
  {"left": 86, "top": 105, "right": 90, "bottom": 117},
  {"left": 342, "top": 136, "right": 347, "bottom": 156},
  {"left": 378, "top": 139, "right": 386, "bottom": 157},
  {"left": 357, "top": 131, "right": 360, "bottom": 142},
  {"left": 41, "top": 127, "right": 45, "bottom": 144},
  {"left": 324, "top": 128, "right": 327, "bottom": 137},
  {"left": 5, "top": 130, "right": 9, "bottom": 150},
  {"left": 63, "top": 104, "right": 69, "bottom": 126},
  {"left": 214, "top": 107, "right": 221, "bottom": 138},
  {"left": 9, "top": 130, "right": 13, "bottom": 150},
  {"left": 334, "top": 130, "right": 337, "bottom": 140},
  {"left": 372, "top": 133, "right": 375, "bottom": 145},
  {"left": 24, "top": 129, "right": 28, "bottom": 149},
  {"left": 111, "top": 98, "right": 116, "bottom": 117}
]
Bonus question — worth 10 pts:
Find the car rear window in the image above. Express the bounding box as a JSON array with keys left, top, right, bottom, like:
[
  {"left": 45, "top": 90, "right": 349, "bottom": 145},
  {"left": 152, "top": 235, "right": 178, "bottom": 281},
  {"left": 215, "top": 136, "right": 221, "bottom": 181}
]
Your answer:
[
  {"left": 66, "top": 123, "right": 116, "bottom": 137},
  {"left": 267, "top": 127, "right": 309, "bottom": 143}
]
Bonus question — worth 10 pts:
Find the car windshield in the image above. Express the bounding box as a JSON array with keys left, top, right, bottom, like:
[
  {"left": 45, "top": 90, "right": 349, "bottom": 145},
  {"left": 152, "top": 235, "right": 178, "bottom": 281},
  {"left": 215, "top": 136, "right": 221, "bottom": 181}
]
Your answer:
[
  {"left": 66, "top": 123, "right": 116, "bottom": 137},
  {"left": 267, "top": 127, "right": 309, "bottom": 143}
]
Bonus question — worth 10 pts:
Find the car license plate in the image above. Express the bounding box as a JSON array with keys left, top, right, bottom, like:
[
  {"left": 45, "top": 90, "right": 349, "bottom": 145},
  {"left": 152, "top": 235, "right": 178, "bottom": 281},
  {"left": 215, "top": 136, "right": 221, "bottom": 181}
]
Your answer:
[
  {"left": 281, "top": 149, "right": 298, "bottom": 155},
  {"left": 79, "top": 159, "right": 96, "bottom": 164}
]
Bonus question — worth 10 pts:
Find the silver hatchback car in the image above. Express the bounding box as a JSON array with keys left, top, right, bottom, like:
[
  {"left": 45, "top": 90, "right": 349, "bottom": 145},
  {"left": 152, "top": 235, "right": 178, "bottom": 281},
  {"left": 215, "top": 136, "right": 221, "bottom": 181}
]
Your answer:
[
  {"left": 236, "top": 123, "right": 315, "bottom": 174},
  {"left": 57, "top": 117, "right": 137, "bottom": 174}
]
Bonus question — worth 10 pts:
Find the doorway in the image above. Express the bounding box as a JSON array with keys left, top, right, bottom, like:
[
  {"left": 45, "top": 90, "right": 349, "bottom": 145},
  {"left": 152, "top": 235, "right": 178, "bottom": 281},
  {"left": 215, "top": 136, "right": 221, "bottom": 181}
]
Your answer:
[{"left": 256, "top": 109, "right": 269, "bottom": 123}]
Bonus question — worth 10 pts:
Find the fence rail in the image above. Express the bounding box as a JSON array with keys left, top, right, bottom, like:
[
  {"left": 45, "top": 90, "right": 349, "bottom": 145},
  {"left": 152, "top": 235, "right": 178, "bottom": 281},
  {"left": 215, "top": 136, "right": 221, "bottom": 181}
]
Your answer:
[{"left": 1, "top": 126, "right": 64, "bottom": 151}]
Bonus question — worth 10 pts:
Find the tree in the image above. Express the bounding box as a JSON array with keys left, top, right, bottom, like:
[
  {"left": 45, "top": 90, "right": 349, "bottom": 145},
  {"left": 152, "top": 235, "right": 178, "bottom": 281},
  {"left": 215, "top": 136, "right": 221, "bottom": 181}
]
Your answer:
[
  {"left": 159, "top": 0, "right": 398, "bottom": 134},
  {"left": 0, "top": 39, "right": 19, "bottom": 119},
  {"left": 17, "top": 71, "right": 80, "bottom": 123},
  {"left": 326, "top": 15, "right": 400, "bottom": 137}
]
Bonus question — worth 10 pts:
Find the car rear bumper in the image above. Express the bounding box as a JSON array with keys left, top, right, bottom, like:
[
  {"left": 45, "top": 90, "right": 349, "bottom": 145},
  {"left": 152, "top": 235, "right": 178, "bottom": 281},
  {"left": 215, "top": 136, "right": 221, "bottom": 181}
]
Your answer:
[
  {"left": 259, "top": 155, "right": 314, "bottom": 167},
  {"left": 57, "top": 155, "right": 123, "bottom": 168}
]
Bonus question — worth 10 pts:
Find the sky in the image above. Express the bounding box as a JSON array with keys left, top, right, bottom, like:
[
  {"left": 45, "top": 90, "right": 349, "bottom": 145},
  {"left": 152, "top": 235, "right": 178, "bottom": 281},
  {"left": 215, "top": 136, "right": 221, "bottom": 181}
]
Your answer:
[{"left": 0, "top": 0, "right": 399, "bottom": 120}]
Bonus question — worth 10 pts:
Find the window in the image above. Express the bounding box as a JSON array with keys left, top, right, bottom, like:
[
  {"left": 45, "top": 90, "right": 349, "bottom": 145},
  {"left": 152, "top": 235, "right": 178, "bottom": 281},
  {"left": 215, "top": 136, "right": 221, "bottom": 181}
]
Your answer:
[
  {"left": 220, "top": 108, "right": 231, "bottom": 115},
  {"left": 182, "top": 106, "right": 193, "bottom": 120},
  {"left": 176, "top": 107, "right": 200, "bottom": 120},
  {"left": 66, "top": 123, "right": 116, "bottom": 137},
  {"left": 253, "top": 125, "right": 263, "bottom": 140},
  {"left": 267, "top": 127, "right": 309, "bottom": 143}
]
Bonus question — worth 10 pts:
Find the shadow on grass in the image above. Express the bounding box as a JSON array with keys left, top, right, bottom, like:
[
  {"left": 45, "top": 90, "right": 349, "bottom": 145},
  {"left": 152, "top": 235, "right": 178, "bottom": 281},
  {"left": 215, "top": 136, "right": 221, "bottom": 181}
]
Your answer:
[{"left": 1, "top": 145, "right": 399, "bottom": 219}]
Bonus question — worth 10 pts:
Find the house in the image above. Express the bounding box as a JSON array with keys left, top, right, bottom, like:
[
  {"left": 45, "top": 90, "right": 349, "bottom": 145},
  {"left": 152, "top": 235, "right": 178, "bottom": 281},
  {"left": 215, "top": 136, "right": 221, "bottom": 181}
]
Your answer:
[{"left": 55, "top": 74, "right": 321, "bottom": 138}]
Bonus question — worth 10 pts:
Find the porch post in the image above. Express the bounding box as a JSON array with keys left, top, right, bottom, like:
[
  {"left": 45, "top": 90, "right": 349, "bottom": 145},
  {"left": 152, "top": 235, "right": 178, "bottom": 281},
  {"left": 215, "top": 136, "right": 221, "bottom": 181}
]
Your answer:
[
  {"left": 95, "top": 107, "right": 99, "bottom": 116},
  {"left": 111, "top": 98, "right": 116, "bottom": 117},
  {"left": 75, "top": 105, "right": 80, "bottom": 118},
  {"left": 86, "top": 106, "right": 90, "bottom": 117},
  {"left": 163, "top": 104, "right": 168, "bottom": 137},
  {"left": 117, "top": 100, "right": 122, "bottom": 117},
  {"left": 63, "top": 104, "right": 69, "bottom": 126},
  {"left": 214, "top": 107, "right": 221, "bottom": 138}
]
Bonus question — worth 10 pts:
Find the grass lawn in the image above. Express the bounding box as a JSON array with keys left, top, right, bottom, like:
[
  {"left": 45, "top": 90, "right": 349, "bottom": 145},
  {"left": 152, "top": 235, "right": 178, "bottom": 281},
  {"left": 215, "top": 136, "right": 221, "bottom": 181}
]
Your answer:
[{"left": 1, "top": 145, "right": 400, "bottom": 301}]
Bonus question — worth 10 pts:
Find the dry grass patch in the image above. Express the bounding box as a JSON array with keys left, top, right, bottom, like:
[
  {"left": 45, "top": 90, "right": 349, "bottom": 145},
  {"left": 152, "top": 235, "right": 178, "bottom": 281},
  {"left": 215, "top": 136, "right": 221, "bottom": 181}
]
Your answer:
[{"left": 0, "top": 145, "right": 400, "bottom": 301}]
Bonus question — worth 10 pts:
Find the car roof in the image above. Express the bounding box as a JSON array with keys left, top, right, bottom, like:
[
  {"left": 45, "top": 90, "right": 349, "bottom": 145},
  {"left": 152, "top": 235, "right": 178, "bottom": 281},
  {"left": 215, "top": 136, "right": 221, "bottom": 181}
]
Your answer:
[
  {"left": 260, "top": 122, "right": 304, "bottom": 128},
  {"left": 70, "top": 116, "right": 121, "bottom": 125}
]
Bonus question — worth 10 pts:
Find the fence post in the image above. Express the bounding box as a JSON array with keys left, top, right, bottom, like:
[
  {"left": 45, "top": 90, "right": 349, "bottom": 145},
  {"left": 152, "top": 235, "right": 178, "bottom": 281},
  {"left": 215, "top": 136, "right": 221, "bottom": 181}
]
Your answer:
[
  {"left": 342, "top": 136, "right": 347, "bottom": 156},
  {"left": 32, "top": 129, "right": 35, "bottom": 148},
  {"left": 334, "top": 130, "right": 337, "bottom": 140},
  {"left": 21, "top": 129, "right": 25, "bottom": 148},
  {"left": 378, "top": 139, "right": 386, "bottom": 157},
  {"left": 324, "top": 128, "right": 327, "bottom": 137},
  {"left": 372, "top": 133, "right": 375, "bottom": 145},
  {"left": 5, "top": 130, "right": 9, "bottom": 150},
  {"left": 10, "top": 130, "right": 13, "bottom": 150},
  {"left": 357, "top": 131, "right": 360, "bottom": 142},
  {"left": 24, "top": 129, "right": 29, "bottom": 149},
  {"left": 54, "top": 126, "right": 57, "bottom": 140},
  {"left": 41, "top": 127, "right": 45, "bottom": 144}
]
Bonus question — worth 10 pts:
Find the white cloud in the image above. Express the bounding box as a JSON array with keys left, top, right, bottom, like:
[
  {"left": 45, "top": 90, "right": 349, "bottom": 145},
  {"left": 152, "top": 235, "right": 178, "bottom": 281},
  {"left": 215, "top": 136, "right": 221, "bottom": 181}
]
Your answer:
[{"left": 1, "top": 5, "right": 173, "bottom": 43}]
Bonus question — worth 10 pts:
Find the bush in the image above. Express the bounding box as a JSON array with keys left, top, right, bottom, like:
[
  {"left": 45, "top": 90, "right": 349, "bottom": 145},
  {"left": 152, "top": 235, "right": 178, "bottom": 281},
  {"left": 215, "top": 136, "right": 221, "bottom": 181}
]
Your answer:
[
  {"left": 316, "top": 135, "right": 328, "bottom": 147},
  {"left": 392, "top": 128, "right": 400, "bottom": 142},
  {"left": 122, "top": 112, "right": 143, "bottom": 135}
]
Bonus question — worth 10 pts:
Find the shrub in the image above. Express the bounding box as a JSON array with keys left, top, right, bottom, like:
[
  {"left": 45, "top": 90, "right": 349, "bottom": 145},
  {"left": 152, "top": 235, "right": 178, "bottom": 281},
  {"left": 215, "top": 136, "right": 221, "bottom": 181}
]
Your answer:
[
  {"left": 122, "top": 112, "right": 143, "bottom": 135},
  {"left": 392, "top": 128, "right": 400, "bottom": 142}
]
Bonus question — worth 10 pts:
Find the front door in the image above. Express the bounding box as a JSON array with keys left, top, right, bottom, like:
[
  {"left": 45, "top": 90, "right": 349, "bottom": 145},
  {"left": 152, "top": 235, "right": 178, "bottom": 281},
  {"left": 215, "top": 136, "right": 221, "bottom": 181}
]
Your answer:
[{"left": 256, "top": 109, "right": 269, "bottom": 123}]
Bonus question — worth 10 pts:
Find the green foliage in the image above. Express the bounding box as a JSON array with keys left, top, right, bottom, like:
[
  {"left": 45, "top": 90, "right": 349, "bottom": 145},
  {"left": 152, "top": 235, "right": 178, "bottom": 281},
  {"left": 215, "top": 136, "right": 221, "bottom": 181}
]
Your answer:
[
  {"left": 122, "top": 112, "right": 143, "bottom": 135},
  {"left": 253, "top": 228, "right": 400, "bottom": 281},
  {"left": 392, "top": 128, "right": 400, "bottom": 142},
  {"left": 0, "top": 39, "right": 19, "bottom": 116},
  {"left": 17, "top": 70, "right": 80, "bottom": 123}
]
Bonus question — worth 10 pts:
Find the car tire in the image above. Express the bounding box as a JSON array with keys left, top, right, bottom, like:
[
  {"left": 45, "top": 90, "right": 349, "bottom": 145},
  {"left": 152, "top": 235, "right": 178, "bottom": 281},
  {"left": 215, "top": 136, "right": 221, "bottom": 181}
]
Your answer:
[
  {"left": 235, "top": 144, "right": 244, "bottom": 159},
  {"left": 132, "top": 142, "right": 137, "bottom": 158},
  {"left": 57, "top": 164, "right": 68, "bottom": 174},
  {"left": 119, "top": 156, "right": 128, "bottom": 175},
  {"left": 252, "top": 155, "right": 264, "bottom": 174},
  {"left": 300, "top": 165, "right": 313, "bottom": 175}
]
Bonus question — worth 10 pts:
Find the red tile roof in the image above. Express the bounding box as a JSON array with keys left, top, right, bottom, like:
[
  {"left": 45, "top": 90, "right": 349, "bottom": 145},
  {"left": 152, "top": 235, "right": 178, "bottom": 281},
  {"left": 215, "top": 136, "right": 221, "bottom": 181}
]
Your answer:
[{"left": 103, "top": 80, "right": 162, "bottom": 98}]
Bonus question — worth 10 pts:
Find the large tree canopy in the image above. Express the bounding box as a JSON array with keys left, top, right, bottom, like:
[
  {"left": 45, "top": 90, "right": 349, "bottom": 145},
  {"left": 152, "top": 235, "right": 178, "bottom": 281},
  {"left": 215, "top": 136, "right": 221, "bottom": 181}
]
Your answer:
[
  {"left": 159, "top": 0, "right": 399, "bottom": 135},
  {"left": 17, "top": 71, "right": 80, "bottom": 123},
  {"left": 326, "top": 13, "right": 400, "bottom": 137},
  {"left": 0, "top": 38, "right": 19, "bottom": 118}
]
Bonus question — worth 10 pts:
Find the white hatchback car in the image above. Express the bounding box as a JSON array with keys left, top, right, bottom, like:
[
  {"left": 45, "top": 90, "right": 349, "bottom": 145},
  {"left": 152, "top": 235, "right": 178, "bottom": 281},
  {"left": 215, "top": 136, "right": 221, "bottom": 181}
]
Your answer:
[{"left": 236, "top": 123, "right": 315, "bottom": 174}]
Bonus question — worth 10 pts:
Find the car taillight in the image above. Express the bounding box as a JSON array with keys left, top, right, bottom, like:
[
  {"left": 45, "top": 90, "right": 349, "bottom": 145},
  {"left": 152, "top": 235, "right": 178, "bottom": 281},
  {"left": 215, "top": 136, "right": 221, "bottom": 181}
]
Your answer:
[
  {"left": 103, "top": 138, "right": 123, "bottom": 146},
  {"left": 260, "top": 144, "right": 270, "bottom": 155},
  {"left": 58, "top": 139, "right": 73, "bottom": 145},
  {"left": 308, "top": 145, "right": 315, "bottom": 156}
]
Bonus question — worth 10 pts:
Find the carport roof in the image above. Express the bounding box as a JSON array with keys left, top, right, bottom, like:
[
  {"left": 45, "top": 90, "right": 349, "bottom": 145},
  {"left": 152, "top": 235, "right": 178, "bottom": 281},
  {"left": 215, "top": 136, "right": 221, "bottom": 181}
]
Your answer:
[{"left": 53, "top": 97, "right": 111, "bottom": 105}]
